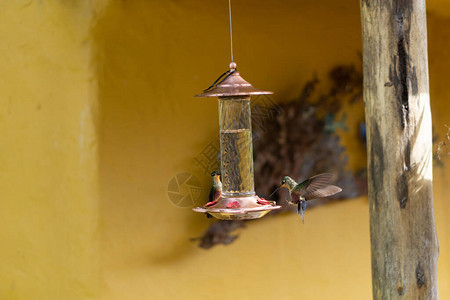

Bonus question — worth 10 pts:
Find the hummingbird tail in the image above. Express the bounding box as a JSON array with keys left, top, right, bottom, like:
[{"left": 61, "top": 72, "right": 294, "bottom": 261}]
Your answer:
[{"left": 298, "top": 201, "right": 306, "bottom": 224}]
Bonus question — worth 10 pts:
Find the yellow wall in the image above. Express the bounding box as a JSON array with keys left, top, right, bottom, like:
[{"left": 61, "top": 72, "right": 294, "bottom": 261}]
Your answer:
[
  {"left": 0, "top": 0, "right": 449, "bottom": 299},
  {"left": 0, "top": 1, "right": 105, "bottom": 299}
]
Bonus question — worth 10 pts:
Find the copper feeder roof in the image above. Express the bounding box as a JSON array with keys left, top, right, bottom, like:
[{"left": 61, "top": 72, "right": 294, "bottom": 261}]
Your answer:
[{"left": 195, "top": 62, "right": 273, "bottom": 98}]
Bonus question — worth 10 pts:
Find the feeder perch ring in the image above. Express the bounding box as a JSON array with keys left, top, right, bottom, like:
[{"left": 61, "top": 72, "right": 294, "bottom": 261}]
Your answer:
[{"left": 193, "top": 195, "right": 281, "bottom": 220}]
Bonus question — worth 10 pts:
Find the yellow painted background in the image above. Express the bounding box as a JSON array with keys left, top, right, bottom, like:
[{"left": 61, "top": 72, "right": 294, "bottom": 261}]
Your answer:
[{"left": 0, "top": 0, "right": 448, "bottom": 299}]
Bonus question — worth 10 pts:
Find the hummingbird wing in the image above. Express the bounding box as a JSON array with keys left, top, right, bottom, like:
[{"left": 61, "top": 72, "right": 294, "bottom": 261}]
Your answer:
[
  {"left": 209, "top": 188, "right": 221, "bottom": 202},
  {"left": 296, "top": 173, "right": 334, "bottom": 197},
  {"left": 304, "top": 185, "right": 342, "bottom": 200},
  {"left": 205, "top": 188, "right": 221, "bottom": 207},
  {"left": 208, "top": 188, "right": 214, "bottom": 202}
]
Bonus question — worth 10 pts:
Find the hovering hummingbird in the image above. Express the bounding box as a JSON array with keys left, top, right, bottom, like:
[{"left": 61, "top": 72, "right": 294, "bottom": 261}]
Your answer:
[
  {"left": 270, "top": 173, "right": 342, "bottom": 224},
  {"left": 204, "top": 171, "right": 222, "bottom": 208}
]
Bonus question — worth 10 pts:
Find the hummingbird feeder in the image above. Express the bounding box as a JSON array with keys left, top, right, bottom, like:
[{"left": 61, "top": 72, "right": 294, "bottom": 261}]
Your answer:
[
  {"left": 192, "top": 62, "right": 281, "bottom": 220},
  {"left": 192, "top": 0, "right": 280, "bottom": 220}
]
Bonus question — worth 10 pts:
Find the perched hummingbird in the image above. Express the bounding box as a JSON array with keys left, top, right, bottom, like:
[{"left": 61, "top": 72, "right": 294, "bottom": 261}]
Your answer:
[
  {"left": 271, "top": 173, "right": 342, "bottom": 224},
  {"left": 204, "top": 171, "right": 222, "bottom": 208}
]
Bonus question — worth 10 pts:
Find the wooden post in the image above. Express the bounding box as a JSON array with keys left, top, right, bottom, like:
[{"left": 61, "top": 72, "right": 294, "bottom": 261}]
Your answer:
[{"left": 360, "top": 0, "right": 439, "bottom": 298}]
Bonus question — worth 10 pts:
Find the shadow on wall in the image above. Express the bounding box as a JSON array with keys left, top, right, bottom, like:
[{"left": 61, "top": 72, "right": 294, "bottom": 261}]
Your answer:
[
  {"left": 93, "top": 0, "right": 386, "bottom": 261},
  {"left": 93, "top": 2, "right": 450, "bottom": 297},
  {"left": 93, "top": 0, "right": 368, "bottom": 264}
]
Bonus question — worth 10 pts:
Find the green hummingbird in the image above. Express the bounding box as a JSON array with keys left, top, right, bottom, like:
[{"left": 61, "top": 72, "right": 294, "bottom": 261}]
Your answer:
[
  {"left": 204, "top": 171, "right": 222, "bottom": 208},
  {"left": 271, "top": 173, "right": 342, "bottom": 224}
]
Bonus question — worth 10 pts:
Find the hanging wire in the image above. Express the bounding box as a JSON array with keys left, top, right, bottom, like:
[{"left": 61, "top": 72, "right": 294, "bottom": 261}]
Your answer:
[
  {"left": 201, "top": 0, "right": 237, "bottom": 93},
  {"left": 228, "top": 0, "right": 234, "bottom": 63}
]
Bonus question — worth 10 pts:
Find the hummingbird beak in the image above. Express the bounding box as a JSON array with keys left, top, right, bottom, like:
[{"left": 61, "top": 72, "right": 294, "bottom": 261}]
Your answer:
[{"left": 268, "top": 186, "right": 280, "bottom": 199}]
